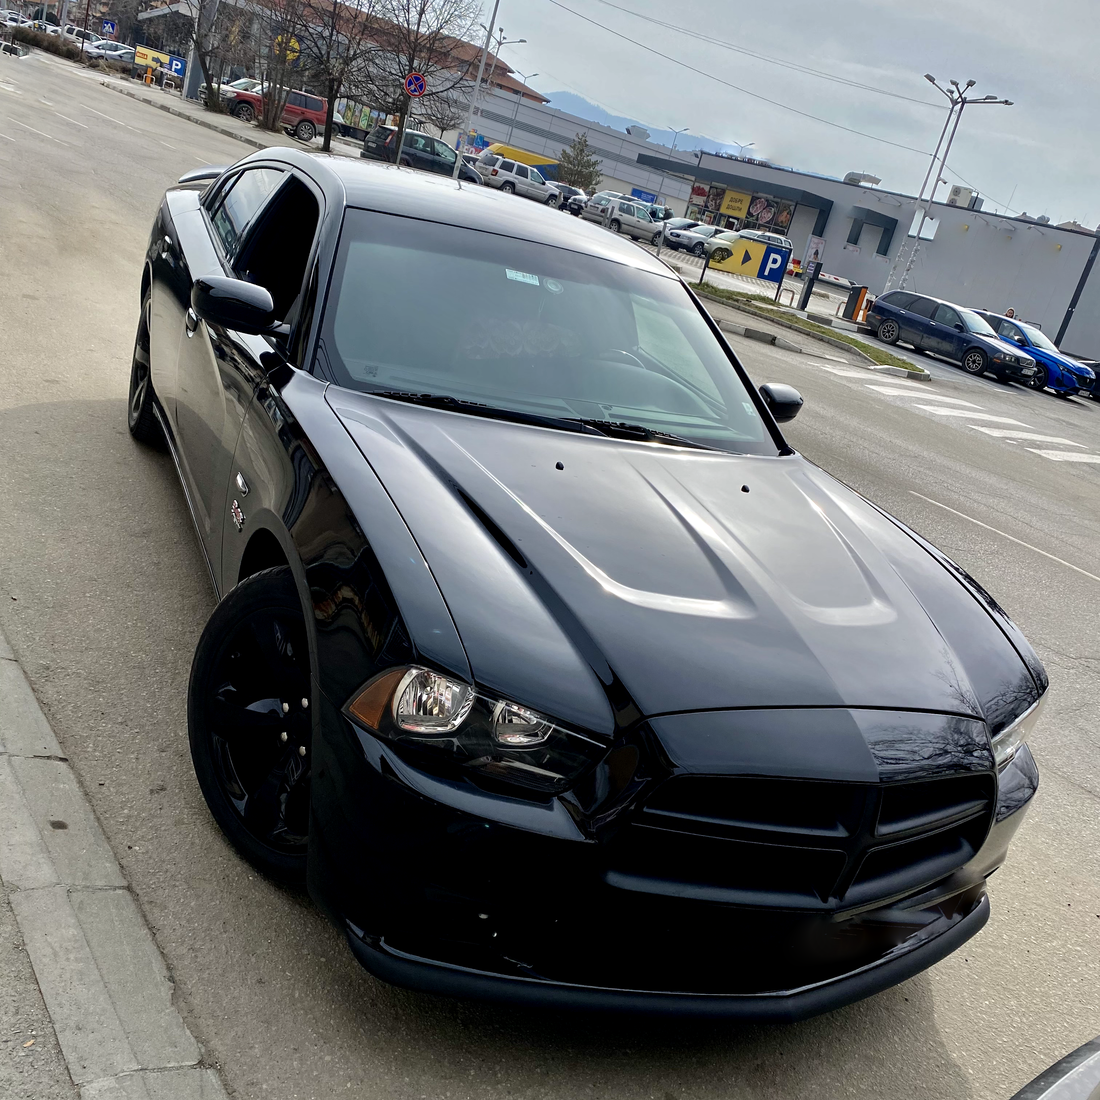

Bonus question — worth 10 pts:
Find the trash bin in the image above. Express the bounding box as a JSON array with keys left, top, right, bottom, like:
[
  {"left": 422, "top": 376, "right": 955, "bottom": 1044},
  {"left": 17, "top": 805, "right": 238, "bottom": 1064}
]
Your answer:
[{"left": 843, "top": 284, "right": 869, "bottom": 321}]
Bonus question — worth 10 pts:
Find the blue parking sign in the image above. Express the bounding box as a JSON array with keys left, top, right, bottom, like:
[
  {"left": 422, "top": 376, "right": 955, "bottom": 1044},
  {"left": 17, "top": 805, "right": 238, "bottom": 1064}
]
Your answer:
[
  {"left": 168, "top": 55, "right": 187, "bottom": 79},
  {"left": 759, "top": 245, "right": 790, "bottom": 284}
]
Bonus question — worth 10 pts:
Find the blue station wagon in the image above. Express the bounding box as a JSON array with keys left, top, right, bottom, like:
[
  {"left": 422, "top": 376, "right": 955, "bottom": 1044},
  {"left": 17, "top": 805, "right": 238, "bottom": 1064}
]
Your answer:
[
  {"left": 868, "top": 291, "right": 1037, "bottom": 382},
  {"left": 972, "top": 312, "right": 1096, "bottom": 398}
]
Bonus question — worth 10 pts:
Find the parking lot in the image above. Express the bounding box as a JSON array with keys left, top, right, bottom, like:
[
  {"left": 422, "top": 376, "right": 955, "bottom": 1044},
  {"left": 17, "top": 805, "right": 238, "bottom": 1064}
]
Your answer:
[{"left": 3, "top": 51, "right": 1100, "bottom": 1100}]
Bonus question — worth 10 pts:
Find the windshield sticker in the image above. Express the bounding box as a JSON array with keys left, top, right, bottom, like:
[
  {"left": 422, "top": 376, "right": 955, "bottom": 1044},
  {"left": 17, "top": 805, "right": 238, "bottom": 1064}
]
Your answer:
[
  {"left": 506, "top": 269, "right": 540, "bottom": 286},
  {"left": 544, "top": 278, "right": 564, "bottom": 294}
]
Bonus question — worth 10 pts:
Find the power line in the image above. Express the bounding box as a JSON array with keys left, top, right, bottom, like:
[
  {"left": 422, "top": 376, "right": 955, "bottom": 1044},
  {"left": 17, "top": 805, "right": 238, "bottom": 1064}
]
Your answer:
[
  {"left": 542, "top": 0, "right": 933, "bottom": 157},
  {"left": 591, "top": 0, "right": 942, "bottom": 110}
]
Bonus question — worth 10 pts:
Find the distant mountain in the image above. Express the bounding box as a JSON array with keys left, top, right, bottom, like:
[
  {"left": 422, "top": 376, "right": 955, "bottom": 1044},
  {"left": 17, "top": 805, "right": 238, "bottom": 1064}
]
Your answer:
[{"left": 542, "top": 90, "right": 744, "bottom": 156}]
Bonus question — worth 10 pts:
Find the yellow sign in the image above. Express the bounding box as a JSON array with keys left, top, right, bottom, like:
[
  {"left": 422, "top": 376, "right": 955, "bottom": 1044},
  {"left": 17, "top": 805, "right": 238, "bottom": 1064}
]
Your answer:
[
  {"left": 134, "top": 44, "right": 169, "bottom": 68},
  {"left": 274, "top": 34, "right": 300, "bottom": 61},
  {"left": 709, "top": 237, "right": 769, "bottom": 276},
  {"left": 719, "top": 189, "right": 752, "bottom": 218}
]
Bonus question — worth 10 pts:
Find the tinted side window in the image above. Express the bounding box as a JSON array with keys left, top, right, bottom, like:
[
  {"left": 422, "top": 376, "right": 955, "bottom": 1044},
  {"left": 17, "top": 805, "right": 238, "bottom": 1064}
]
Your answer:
[
  {"left": 907, "top": 298, "right": 938, "bottom": 319},
  {"left": 499, "top": 160, "right": 516, "bottom": 172},
  {"left": 287, "top": 92, "right": 305, "bottom": 109},
  {"left": 306, "top": 96, "right": 324, "bottom": 112},
  {"left": 881, "top": 291, "right": 918, "bottom": 308},
  {"left": 998, "top": 320, "right": 1023, "bottom": 340},
  {"left": 211, "top": 168, "right": 284, "bottom": 257},
  {"left": 619, "top": 202, "right": 633, "bottom": 215},
  {"left": 435, "top": 140, "right": 456, "bottom": 163},
  {"left": 933, "top": 304, "right": 961, "bottom": 326},
  {"left": 514, "top": 164, "right": 529, "bottom": 179}
]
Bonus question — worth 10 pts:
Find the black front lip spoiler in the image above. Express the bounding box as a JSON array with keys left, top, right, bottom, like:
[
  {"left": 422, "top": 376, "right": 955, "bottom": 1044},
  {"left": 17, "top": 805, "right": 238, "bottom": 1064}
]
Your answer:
[{"left": 345, "top": 894, "right": 989, "bottom": 1021}]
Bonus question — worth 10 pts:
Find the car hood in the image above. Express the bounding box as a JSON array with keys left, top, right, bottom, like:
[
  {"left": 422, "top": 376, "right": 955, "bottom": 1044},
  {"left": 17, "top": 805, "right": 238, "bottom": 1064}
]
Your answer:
[{"left": 328, "top": 393, "right": 1040, "bottom": 735}]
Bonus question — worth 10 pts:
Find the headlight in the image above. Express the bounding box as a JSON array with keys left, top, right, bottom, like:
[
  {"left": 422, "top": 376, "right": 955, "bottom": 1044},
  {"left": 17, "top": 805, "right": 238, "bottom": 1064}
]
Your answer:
[
  {"left": 345, "top": 666, "right": 607, "bottom": 795},
  {"left": 996, "top": 353, "right": 1019, "bottom": 365},
  {"left": 991, "top": 695, "right": 1046, "bottom": 770}
]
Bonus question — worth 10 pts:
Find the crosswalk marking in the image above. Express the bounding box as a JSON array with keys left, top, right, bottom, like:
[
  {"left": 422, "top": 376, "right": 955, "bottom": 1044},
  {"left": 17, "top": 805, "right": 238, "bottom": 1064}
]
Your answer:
[
  {"left": 868, "top": 386, "right": 982, "bottom": 407},
  {"left": 814, "top": 364, "right": 869, "bottom": 377},
  {"left": 1026, "top": 450, "right": 1100, "bottom": 463},
  {"left": 969, "top": 427, "right": 1084, "bottom": 447},
  {"left": 914, "top": 406, "right": 1030, "bottom": 425}
]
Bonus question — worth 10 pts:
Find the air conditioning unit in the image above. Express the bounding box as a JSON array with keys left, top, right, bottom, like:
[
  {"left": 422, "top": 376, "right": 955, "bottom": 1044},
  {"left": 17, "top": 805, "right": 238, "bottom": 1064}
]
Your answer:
[{"left": 946, "top": 185, "right": 973, "bottom": 207}]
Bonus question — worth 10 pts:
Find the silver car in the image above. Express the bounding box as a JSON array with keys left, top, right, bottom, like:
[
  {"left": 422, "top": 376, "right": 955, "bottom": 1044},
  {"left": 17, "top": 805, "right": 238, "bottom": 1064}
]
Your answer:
[
  {"left": 706, "top": 229, "right": 793, "bottom": 260},
  {"left": 476, "top": 154, "right": 561, "bottom": 205},
  {"left": 666, "top": 224, "right": 725, "bottom": 256}
]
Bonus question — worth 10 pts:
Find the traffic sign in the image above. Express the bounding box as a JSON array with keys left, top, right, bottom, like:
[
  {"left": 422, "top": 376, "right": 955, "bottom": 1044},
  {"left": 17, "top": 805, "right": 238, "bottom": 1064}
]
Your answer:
[
  {"left": 709, "top": 239, "right": 791, "bottom": 284},
  {"left": 404, "top": 72, "right": 426, "bottom": 98},
  {"left": 167, "top": 54, "right": 186, "bottom": 79},
  {"left": 101, "top": 18, "right": 116, "bottom": 35},
  {"left": 274, "top": 34, "right": 299, "bottom": 61}
]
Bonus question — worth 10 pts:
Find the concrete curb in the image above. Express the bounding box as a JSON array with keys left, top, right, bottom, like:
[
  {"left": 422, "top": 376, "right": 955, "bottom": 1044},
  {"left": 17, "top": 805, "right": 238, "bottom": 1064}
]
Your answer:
[
  {"left": 716, "top": 318, "right": 804, "bottom": 353},
  {"left": 0, "top": 626, "right": 229, "bottom": 1100},
  {"left": 695, "top": 290, "right": 931, "bottom": 380}
]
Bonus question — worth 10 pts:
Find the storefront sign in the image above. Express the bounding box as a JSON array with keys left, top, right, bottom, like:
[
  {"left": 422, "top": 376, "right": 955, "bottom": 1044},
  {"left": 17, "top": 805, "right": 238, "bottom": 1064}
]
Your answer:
[
  {"left": 719, "top": 189, "right": 752, "bottom": 219},
  {"left": 134, "top": 44, "right": 170, "bottom": 68},
  {"left": 631, "top": 187, "right": 658, "bottom": 204},
  {"left": 709, "top": 239, "right": 791, "bottom": 283},
  {"left": 705, "top": 184, "right": 726, "bottom": 212},
  {"left": 690, "top": 183, "right": 709, "bottom": 203}
]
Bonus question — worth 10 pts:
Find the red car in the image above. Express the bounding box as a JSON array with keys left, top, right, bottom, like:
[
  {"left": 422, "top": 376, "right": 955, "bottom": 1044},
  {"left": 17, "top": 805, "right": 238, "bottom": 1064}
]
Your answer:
[{"left": 227, "top": 87, "right": 327, "bottom": 142}]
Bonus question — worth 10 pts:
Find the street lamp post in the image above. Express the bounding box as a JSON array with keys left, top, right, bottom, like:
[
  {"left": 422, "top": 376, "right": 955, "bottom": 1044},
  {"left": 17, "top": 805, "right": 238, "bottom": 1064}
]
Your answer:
[
  {"left": 887, "top": 77, "right": 1012, "bottom": 291},
  {"left": 452, "top": 0, "right": 500, "bottom": 178},
  {"left": 481, "top": 28, "right": 525, "bottom": 92},
  {"left": 505, "top": 69, "right": 537, "bottom": 146},
  {"left": 653, "top": 125, "right": 689, "bottom": 260}
]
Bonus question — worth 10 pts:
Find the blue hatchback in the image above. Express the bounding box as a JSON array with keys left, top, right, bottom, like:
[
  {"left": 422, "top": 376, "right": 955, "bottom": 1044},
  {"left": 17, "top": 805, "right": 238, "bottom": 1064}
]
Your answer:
[{"left": 973, "top": 312, "right": 1096, "bottom": 398}]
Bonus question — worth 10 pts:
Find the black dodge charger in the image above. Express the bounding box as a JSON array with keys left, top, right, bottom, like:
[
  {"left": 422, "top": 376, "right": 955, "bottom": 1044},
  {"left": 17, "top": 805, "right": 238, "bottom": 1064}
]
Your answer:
[{"left": 129, "top": 148, "right": 1045, "bottom": 1019}]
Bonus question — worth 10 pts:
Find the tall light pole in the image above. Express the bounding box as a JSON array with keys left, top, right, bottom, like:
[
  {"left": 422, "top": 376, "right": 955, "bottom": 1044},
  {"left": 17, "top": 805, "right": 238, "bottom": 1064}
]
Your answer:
[
  {"left": 653, "top": 126, "right": 689, "bottom": 260},
  {"left": 735, "top": 140, "right": 755, "bottom": 158},
  {"left": 505, "top": 69, "right": 537, "bottom": 146},
  {"left": 452, "top": 0, "right": 500, "bottom": 177},
  {"left": 887, "top": 77, "right": 1012, "bottom": 291},
  {"left": 481, "top": 28, "right": 525, "bottom": 93}
]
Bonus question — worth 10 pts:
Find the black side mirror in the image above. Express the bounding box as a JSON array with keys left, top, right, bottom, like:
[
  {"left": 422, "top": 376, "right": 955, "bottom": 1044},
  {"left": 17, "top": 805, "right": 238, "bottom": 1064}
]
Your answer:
[
  {"left": 192, "top": 275, "right": 278, "bottom": 335},
  {"left": 1016, "top": 336, "right": 1028, "bottom": 346},
  {"left": 759, "top": 382, "right": 804, "bottom": 422},
  {"left": 954, "top": 322, "right": 965, "bottom": 332}
]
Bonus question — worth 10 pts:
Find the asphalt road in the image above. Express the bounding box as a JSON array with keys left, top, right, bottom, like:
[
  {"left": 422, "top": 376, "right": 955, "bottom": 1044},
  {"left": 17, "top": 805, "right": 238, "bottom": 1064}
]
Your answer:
[{"left": 3, "top": 52, "right": 1100, "bottom": 1100}]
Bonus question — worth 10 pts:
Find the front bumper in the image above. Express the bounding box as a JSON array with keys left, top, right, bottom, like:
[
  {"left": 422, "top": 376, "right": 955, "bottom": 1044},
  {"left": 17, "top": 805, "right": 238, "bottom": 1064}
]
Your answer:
[
  {"left": 993, "top": 357, "right": 1038, "bottom": 381},
  {"left": 309, "top": 696, "right": 1039, "bottom": 1018}
]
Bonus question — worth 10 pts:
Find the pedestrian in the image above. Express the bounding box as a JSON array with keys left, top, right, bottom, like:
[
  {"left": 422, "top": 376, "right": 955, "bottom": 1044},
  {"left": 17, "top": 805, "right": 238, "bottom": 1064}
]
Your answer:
[{"left": 1005, "top": 307, "right": 1016, "bottom": 318}]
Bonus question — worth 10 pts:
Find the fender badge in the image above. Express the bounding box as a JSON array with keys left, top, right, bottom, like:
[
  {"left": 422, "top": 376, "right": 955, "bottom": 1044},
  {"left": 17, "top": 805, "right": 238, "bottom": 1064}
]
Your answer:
[{"left": 230, "top": 499, "right": 245, "bottom": 532}]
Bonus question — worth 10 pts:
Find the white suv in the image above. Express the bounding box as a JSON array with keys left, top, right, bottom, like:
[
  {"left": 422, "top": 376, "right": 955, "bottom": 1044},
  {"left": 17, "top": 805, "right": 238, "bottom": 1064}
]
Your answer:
[
  {"left": 600, "top": 197, "right": 657, "bottom": 242},
  {"left": 476, "top": 154, "right": 561, "bottom": 205}
]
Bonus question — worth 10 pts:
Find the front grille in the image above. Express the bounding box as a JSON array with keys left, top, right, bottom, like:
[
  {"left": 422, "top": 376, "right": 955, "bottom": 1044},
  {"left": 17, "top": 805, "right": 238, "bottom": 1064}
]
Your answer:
[{"left": 609, "top": 773, "right": 994, "bottom": 911}]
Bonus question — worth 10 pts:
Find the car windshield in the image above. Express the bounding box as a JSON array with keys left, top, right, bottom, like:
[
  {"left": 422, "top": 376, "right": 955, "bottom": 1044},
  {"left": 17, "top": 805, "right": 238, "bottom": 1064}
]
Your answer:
[
  {"left": 1019, "top": 323, "right": 1058, "bottom": 352},
  {"left": 319, "top": 210, "right": 776, "bottom": 455},
  {"left": 960, "top": 309, "right": 997, "bottom": 335}
]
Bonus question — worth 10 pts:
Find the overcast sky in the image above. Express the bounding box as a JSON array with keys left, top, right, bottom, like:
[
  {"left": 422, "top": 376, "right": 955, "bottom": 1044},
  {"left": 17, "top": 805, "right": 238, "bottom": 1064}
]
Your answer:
[{"left": 499, "top": 0, "right": 1099, "bottom": 226}]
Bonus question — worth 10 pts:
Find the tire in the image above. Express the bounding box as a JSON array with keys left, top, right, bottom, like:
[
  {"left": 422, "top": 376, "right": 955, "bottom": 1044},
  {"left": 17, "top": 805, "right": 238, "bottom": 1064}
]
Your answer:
[
  {"left": 233, "top": 102, "right": 255, "bottom": 123},
  {"left": 294, "top": 119, "right": 315, "bottom": 142},
  {"left": 711, "top": 247, "right": 731, "bottom": 262},
  {"left": 500, "top": 181, "right": 515, "bottom": 193},
  {"left": 876, "top": 318, "right": 901, "bottom": 345},
  {"left": 188, "top": 567, "right": 312, "bottom": 886},
  {"left": 692, "top": 242, "right": 705, "bottom": 256},
  {"left": 961, "top": 348, "right": 988, "bottom": 375},
  {"left": 545, "top": 193, "right": 557, "bottom": 206},
  {"left": 1027, "top": 363, "right": 1049, "bottom": 390},
  {"left": 399, "top": 156, "right": 412, "bottom": 167},
  {"left": 651, "top": 232, "right": 662, "bottom": 246},
  {"left": 609, "top": 219, "right": 622, "bottom": 233},
  {"left": 127, "top": 293, "right": 164, "bottom": 447}
]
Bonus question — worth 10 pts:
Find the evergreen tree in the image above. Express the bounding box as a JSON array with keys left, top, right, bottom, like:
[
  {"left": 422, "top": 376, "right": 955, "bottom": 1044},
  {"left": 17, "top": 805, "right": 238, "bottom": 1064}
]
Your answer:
[{"left": 556, "top": 133, "right": 602, "bottom": 192}]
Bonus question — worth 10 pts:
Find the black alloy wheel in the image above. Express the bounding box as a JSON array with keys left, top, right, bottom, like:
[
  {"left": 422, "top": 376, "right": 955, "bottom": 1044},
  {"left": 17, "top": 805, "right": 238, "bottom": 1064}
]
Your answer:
[
  {"left": 609, "top": 218, "right": 622, "bottom": 233},
  {"left": 188, "top": 567, "right": 312, "bottom": 885},
  {"left": 1027, "top": 363, "right": 1049, "bottom": 390},
  {"left": 294, "top": 119, "right": 316, "bottom": 142},
  {"left": 233, "top": 102, "right": 255, "bottom": 122},
  {"left": 127, "top": 293, "right": 163, "bottom": 446},
  {"left": 962, "top": 348, "right": 988, "bottom": 375},
  {"left": 876, "top": 318, "right": 901, "bottom": 345},
  {"left": 692, "top": 241, "right": 706, "bottom": 256},
  {"left": 500, "top": 181, "right": 515, "bottom": 193}
]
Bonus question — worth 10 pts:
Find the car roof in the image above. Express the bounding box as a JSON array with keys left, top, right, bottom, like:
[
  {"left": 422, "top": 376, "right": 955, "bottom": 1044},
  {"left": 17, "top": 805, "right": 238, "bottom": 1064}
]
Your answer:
[{"left": 243, "top": 149, "right": 675, "bottom": 278}]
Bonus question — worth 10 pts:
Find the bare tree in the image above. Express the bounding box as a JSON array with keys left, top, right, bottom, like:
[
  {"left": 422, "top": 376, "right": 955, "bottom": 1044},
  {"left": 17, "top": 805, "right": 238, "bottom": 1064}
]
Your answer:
[
  {"left": 252, "top": 0, "right": 306, "bottom": 131},
  {"left": 416, "top": 85, "right": 463, "bottom": 136},
  {"left": 366, "top": 0, "right": 481, "bottom": 156},
  {"left": 293, "top": 0, "right": 381, "bottom": 151}
]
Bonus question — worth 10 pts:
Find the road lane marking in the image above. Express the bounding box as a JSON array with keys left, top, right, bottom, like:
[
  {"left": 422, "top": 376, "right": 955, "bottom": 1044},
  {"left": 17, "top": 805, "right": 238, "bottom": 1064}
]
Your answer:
[
  {"left": 970, "top": 427, "right": 1084, "bottom": 447},
  {"left": 159, "top": 140, "right": 175, "bottom": 148},
  {"left": 0, "top": 132, "right": 14, "bottom": 141},
  {"left": 914, "top": 406, "right": 1030, "bottom": 425},
  {"left": 54, "top": 111, "right": 88, "bottom": 128},
  {"left": 1026, "top": 450, "right": 1100, "bottom": 463},
  {"left": 6, "top": 117, "right": 68, "bottom": 145},
  {"left": 813, "top": 364, "right": 870, "bottom": 377},
  {"left": 868, "top": 386, "right": 982, "bottom": 407},
  {"left": 909, "top": 492, "right": 1100, "bottom": 584},
  {"left": 79, "top": 103, "right": 142, "bottom": 132}
]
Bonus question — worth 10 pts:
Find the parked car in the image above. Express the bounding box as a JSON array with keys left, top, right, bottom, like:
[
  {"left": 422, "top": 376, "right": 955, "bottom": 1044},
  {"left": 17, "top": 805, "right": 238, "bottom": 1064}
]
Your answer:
[
  {"left": 654, "top": 216, "right": 699, "bottom": 247},
  {"left": 61, "top": 23, "right": 103, "bottom": 45},
  {"left": 706, "top": 228, "right": 793, "bottom": 261},
  {"left": 361, "top": 125, "right": 482, "bottom": 184},
  {"left": 554, "top": 183, "right": 588, "bottom": 215},
  {"left": 86, "top": 41, "right": 135, "bottom": 62},
  {"left": 579, "top": 190, "right": 624, "bottom": 224},
  {"left": 972, "top": 311, "right": 1096, "bottom": 397},
  {"left": 666, "top": 223, "right": 725, "bottom": 256},
  {"left": 227, "top": 87, "right": 327, "bottom": 143},
  {"left": 867, "top": 291, "right": 1038, "bottom": 381},
  {"left": 1068, "top": 358, "right": 1100, "bottom": 401},
  {"left": 199, "top": 77, "right": 263, "bottom": 104},
  {"left": 601, "top": 196, "right": 658, "bottom": 241},
  {"left": 475, "top": 152, "right": 560, "bottom": 204},
  {"left": 130, "top": 149, "right": 1045, "bottom": 1019}
]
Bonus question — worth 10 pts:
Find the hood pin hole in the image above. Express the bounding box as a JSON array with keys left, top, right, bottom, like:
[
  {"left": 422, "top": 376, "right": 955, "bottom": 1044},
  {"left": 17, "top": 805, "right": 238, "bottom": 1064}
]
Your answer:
[
  {"left": 741, "top": 484, "right": 750, "bottom": 493},
  {"left": 555, "top": 461, "right": 564, "bottom": 471}
]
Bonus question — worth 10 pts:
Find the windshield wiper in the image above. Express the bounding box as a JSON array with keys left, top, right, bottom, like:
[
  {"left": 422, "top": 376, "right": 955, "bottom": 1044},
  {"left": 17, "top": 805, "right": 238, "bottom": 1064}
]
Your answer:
[
  {"left": 367, "top": 391, "right": 607, "bottom": 435},
  {"left": 568, "top": 419, "right": 720, "bottom": 450}
]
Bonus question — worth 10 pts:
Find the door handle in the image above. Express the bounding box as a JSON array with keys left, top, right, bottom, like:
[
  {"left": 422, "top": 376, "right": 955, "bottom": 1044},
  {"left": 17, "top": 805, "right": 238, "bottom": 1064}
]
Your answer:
[{"left": 185, "top": 307, "right": 199, "bottom": 336}]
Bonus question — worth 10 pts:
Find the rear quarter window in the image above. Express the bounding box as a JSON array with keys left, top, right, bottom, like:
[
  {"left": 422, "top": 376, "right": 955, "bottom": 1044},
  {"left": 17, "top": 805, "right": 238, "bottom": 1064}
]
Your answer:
[{"left": 880, "top": 291, "right": 918, "bottom": 308}]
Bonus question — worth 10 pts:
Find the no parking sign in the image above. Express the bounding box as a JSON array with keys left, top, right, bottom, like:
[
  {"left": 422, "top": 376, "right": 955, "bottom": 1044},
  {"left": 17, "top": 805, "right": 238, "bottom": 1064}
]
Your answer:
[{"left": 404, "top": 72, "right": 426, "bottom": 97}]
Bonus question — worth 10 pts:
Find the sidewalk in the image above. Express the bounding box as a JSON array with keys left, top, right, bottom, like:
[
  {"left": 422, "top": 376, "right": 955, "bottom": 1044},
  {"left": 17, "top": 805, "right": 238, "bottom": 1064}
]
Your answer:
[{"left": 0, "top": 626, "right": 229, "bottom": 1100}]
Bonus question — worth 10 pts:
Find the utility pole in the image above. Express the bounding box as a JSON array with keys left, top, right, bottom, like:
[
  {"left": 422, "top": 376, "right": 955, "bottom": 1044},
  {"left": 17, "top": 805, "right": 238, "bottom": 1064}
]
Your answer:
[
  {"left": 504, "top": 67, "right": 536, "bottom": 146},
  {"left": 654, "top": 126, "right": 689, "bottom": 261},
  {"left": 452, "top": 0, "right": 499, "bottom": 177}
]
